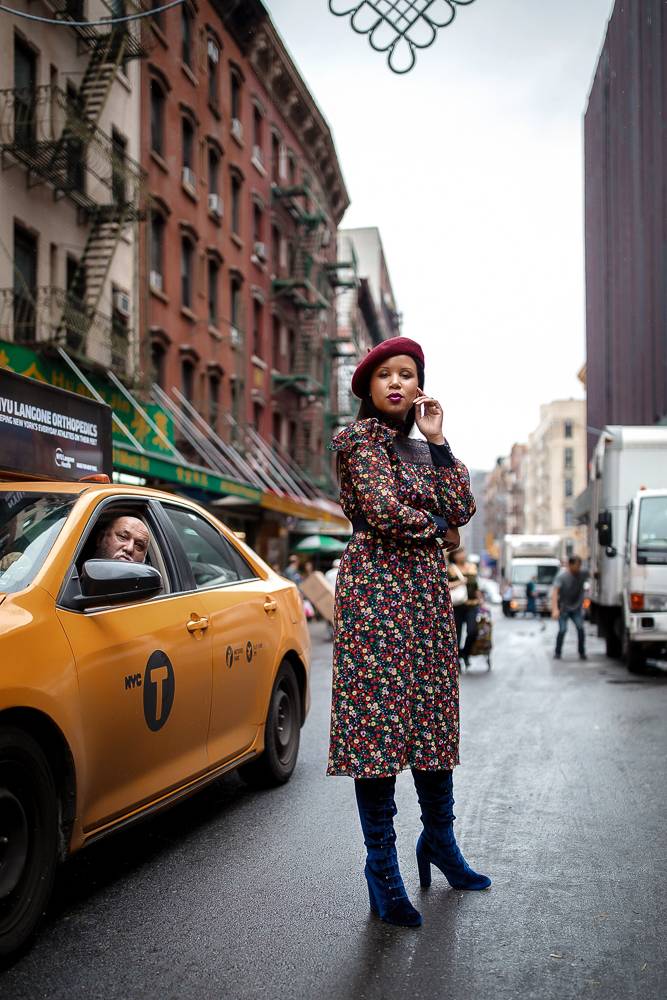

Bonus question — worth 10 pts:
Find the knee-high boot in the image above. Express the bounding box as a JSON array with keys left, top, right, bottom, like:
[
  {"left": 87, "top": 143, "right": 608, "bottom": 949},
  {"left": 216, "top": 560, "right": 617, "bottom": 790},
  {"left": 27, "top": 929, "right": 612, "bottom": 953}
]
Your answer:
[
  {"left": 354, "top": 777, "right": 422, "bottom": 927},
  {"left": 412, "top": 769, "right": 491, "bottom": 891}
]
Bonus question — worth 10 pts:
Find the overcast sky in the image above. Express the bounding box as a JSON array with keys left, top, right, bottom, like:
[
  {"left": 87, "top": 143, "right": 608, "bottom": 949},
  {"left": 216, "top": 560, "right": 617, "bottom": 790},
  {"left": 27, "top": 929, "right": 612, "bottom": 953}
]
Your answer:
[{"left": 265, "top": 0, "right": 615, "bottom": 469}]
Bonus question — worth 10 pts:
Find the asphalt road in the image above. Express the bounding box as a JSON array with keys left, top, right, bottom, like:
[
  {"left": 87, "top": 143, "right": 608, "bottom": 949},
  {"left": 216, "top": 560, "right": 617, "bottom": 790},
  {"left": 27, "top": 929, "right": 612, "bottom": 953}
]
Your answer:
[{"left": 1, "top": 611, "right": 666, "bottom": 1000}]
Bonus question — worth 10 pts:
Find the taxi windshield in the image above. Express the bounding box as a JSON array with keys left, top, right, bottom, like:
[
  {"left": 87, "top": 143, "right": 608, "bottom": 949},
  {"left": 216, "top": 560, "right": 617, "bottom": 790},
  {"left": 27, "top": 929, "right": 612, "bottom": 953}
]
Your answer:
[{"left": 0, "top": 493, "right": 78, "bottom": 595}]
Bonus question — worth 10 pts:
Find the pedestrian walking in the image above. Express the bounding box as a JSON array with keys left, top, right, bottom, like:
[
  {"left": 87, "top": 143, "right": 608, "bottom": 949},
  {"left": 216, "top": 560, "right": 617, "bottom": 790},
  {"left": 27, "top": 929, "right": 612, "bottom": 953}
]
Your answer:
[
  {"left": 501, "top": 580, "right": 513, "bottom": 617},
  {"left": 552, "top": 556, "right": 587, "bottom": 660},
  {"left": 328, "top": 336, "right": 490, "bottom": 929},
  {"left": 284, "top": 554, "right": 302, "bottom": 585},
  {"left": 324, "top": 558, "right": 340, "bottom": 590},
  {"left": 525, "top": 576, "right": 538, "bottom": 618},
  {"left": 447, "top": 548, "right": 484, "bottom": 668}
]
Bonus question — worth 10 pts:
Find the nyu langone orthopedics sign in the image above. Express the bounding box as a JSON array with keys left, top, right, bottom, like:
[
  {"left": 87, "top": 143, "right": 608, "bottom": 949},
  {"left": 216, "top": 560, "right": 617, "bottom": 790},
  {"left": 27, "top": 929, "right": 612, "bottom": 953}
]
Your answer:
[{"left": 0, "top": 368, "right": 112, "bottom": 481}]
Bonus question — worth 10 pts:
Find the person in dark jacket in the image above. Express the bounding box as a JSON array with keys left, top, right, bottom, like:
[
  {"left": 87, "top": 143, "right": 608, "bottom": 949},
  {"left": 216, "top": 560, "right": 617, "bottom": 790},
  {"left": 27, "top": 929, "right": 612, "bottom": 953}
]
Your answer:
[{"left": 328, "top": 336, "right": 490, "bottom": 929}]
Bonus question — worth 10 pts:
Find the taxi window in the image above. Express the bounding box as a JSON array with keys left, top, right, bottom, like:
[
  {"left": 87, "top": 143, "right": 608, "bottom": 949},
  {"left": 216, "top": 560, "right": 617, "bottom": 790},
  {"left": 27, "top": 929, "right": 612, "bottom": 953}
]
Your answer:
[
  {"left": 0, "top": 493, "right": 77, "bottom": 595},
  {"left": 161, "top": 504, "right": 256, "bottom": 589}
]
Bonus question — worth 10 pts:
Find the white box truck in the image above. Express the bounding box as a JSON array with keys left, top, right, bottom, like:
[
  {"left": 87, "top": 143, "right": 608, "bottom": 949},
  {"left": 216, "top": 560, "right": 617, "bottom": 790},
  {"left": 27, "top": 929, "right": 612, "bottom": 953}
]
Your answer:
[
  {"left": 588, "top": 426, "right": 667, "bottom": 670},
  {"left": 502, "top": 535, "right": 562, "bottom": 615}
]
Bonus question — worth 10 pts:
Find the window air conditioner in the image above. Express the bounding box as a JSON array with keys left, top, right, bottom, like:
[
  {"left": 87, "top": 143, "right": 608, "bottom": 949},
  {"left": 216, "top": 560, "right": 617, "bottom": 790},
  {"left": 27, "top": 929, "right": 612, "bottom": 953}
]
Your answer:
[
  {"left": 114, "top": 291, "right": 131, "bottom": 317},
  {"left": 230, "top": 326, "right": 239, "bottom": 345},
  {"left": 207, "top": 40, "right": 219, "bottom": 63},
  {"left": 253, "top": 241, "right": 268, "bottom": 262},
  {"left": 208, "top": 193, "right": 223, "bottom": 217},
  {"left": 182, "top": 165, "right": 196, "bottom": 189},
  {"left": 231, "top": 118, "right": 243, "bottom": 141},
  {"left": 150, "top": 270, "right": 163, "bottom": 292},
  {"left": 252, "top": 144, "right": 263, "bottom": 166}
]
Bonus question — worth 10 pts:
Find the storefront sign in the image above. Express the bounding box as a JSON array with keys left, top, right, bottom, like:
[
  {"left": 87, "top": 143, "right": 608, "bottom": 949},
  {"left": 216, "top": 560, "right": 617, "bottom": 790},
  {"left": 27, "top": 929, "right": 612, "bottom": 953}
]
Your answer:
[
  {"left": 113, "top": 446, "right": 262, "bottom": 502},
  {"left": 0, "top": 368, "right": 112, "bottom": 480}
]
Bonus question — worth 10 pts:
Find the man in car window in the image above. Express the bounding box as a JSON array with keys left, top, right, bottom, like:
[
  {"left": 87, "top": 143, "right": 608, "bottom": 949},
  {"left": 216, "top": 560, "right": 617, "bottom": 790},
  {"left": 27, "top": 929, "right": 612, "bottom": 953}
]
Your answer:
[{"left": 94, "top": 516, "right": 149, "bottom": 564}]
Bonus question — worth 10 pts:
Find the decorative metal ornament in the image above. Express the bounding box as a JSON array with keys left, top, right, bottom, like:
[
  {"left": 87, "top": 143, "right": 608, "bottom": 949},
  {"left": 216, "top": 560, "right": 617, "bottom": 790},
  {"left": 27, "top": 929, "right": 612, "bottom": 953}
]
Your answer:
[{"left": 328, "top": 0, "right": 477, "bottom": 74}]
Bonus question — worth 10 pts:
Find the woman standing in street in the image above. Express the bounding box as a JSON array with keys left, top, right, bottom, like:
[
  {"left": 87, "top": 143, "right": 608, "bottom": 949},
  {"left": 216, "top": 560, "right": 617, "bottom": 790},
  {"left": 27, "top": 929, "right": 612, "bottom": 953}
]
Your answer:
[
  {"left": 448, "top": 548, "right": 484, "bottom": 669},
  {"left": 328, "top": 336, "right": 490, "bottom": 929}
]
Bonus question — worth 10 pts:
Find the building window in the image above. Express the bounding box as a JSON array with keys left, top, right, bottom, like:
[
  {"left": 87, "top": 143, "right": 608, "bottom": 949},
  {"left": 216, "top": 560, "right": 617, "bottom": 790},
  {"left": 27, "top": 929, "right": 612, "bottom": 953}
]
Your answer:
[
  {"left": 150, "top": 213, "right": 164, "bottom": 290},
  {"left": 208, "top": 148, "right": 219, "bottom": 194},
  {"left": 253, "top": 299, "right": 262, "bottom": 357},
  {"left": 150, "top": 0, "right": 163, "bottom": 30},
  {"left": 65, "top": 85, "right": 85, "bottom": 193},
  {"left": 65, "top": 255, "right": 86, "bottom": 350},
  {"left": 14, "top": 38, "right": 36, "bottom": 146},
  {"left": 181, "top": 359, "right": 194, "bottom": 403},
  {"left": 182, "top": 117, "right": 194, "bottom": 182},
  {"left": 208, "top": 258, "right": 218, "bottom": 324},
  {"left": 271, "top": 134, "right": 280, "bottom": 184},
  {"left": 111, "top": 290, "right": 129, "bottom": 370},
  {"left": 272, "top": 412, "right": 281, "bottom": 446},
  {"left": 207, "top": 38, "right": 219, "bottom": 105},
  {"left": 151, "top": 341, "right": 165, "bottom": 387},
  {"left": 150, "top": 81, "right": 164, "bottom": 156},
  {"left": 564, "top": 420, "right": 573, "bottom": 438},
  {"left": 253, "top": 402, "right": 263, "bottom": 431},
  {"left": 564, "top": 478, "right": 573, "bottom": 497},
  {"left": 271, "top": 226, "right": 279, "bottom": 274},
  {"left": 181, "top": 238, "right": 194, "bottom": 308},
  {"left": 182, "top": 7, "right": 193, "bottom": 69},
  {"left": 253, "top": 203, "right": 262, "bottom": 244},
  {"left": 111, "top": 130, "right": 126, "bottom": 204},
  {"left": 288, "top": 154, "right": 297, "bottom": 186},
  {"left": 565, "top": 511, "right": 573, "bottom": 528},
  {"left": 231, "top": 175, "right": 241, "bottom": 234},
  {"left": 564, "top": 447, "right": 573, "bottom": 469},
  {"left": 208, "top": 374, "right": 219, "bottom": 431},
  {"left": 252, "top": 105, "right": 263, "bottom": 163},
  {"left": 231, "top": 72, "right": 241, "bottom": 122},
  {"left": 230, "top": 277, "right": 241, "bottom": 332},
  {"left": 13, "top": 224, "right": 37, "bottom": 343},
  {"left": 272, "top": 314, "right": 280, "bottom": 369}
]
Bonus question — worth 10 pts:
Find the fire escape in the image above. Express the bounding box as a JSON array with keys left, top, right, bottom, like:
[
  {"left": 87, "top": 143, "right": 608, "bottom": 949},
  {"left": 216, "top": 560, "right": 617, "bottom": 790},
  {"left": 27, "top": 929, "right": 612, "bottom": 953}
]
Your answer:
[
  {"left": 0, "top": 2, "right": 149, "bottom": 375},
  {"left": 270, "top": 182, "right": 352, "bottom": 487}
]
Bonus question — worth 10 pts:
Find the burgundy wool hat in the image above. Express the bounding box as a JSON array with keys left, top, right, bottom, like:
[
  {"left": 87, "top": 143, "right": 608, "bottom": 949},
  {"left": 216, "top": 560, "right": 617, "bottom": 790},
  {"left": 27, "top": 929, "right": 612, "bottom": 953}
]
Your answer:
[{"left": 350, "top": 336, "right": 425, "bottom": 399}]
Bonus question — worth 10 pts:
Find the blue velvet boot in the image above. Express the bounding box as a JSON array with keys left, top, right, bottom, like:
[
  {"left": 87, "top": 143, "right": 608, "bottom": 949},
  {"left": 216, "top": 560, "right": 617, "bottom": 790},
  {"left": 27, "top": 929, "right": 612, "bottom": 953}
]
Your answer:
[
  {"left": 354, "top": 777, "right": 422, "bottom": 927},
  {"left": 412, "top": 769, "right": 491, "bottom": 891}
]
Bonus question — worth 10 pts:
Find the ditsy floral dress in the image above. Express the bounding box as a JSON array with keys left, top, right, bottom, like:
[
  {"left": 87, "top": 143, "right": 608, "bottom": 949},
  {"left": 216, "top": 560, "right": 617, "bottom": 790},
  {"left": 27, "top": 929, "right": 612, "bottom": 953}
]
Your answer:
[{"left": 328, "top": 418, "right": 476, "bottom": 778}]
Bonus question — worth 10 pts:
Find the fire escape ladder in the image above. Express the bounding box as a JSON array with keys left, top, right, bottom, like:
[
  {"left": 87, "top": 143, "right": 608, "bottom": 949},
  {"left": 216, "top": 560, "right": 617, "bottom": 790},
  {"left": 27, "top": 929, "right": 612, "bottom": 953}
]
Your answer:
[{"left": 77, "top": 30, "right": 127, "bottom": 130}]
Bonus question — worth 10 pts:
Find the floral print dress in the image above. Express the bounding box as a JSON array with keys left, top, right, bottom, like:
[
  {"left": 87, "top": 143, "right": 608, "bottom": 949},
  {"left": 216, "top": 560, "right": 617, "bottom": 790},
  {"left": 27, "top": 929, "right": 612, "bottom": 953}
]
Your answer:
[{"left": 328, "top": 418, "right": 476, "bottom": 778}]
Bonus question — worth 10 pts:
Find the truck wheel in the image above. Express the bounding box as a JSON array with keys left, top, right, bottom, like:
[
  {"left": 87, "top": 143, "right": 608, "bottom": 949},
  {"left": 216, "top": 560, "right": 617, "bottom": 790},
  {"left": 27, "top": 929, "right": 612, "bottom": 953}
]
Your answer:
[
  {"left": 0, "top": 728, "right": 58, "bottom": 964},
  {"left": 622, "top": 632, "right": 646, "bottom": 675},
  {"left": 239, "top": 661, "right": 301, "bottom": 788},
  {"left": 605, "top": 632, "right": 622, "bottom": 659}
]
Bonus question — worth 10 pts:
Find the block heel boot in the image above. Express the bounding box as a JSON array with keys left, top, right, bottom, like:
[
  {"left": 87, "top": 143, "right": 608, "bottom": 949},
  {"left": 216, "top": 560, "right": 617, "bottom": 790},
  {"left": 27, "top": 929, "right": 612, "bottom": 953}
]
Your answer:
[
  {"left": 412, "top": 769, "right": 491, "bottom": 891},
  {"left": 354, "top": 777, "right": 422, "bottom": 927}
]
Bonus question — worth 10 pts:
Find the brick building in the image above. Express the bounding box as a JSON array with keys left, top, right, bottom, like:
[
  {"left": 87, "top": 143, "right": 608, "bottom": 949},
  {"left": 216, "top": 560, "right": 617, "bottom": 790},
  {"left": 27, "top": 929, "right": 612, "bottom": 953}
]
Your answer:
[{"left": 142, "top": 0, "right": 350, "bottom": 530}]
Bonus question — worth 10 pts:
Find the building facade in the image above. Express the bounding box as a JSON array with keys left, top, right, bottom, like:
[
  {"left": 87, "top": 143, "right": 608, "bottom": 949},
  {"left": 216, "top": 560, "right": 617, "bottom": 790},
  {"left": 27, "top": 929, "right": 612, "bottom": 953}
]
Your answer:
[
  {"left": 585, "top": 0, "right": 667, "bottom": 450},
  {"left": 0, "top": 0, "right": 145, "bottom": 379},
  {"left": 522, "top": 399, "right": 587, "bottom": 558},
  {"left": 142, "top": 0, "right": 349, "bottom": 508},
  {"left": 333, "top": 227, "right": 398, "bottom": 435}
]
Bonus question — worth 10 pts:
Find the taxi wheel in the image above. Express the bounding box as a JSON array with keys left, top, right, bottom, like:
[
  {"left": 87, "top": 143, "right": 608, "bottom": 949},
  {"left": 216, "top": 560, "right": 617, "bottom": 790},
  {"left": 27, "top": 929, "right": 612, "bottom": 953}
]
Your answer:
[
  {"left": 240, "top": 661, "right": 300, "bottom": 788},
  {"left": 0, "top": 728, "right": 58, "bottom": 964}
]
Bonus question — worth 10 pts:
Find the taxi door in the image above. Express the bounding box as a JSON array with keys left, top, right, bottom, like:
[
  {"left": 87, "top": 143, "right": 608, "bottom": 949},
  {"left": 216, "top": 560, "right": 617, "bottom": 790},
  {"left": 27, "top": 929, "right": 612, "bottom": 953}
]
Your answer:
[
  {"left": 160, "top": 503, "right": 280, "bottom": 767},
  {"left": 57, "top": 522, "right": 212, "bottom": 832}
]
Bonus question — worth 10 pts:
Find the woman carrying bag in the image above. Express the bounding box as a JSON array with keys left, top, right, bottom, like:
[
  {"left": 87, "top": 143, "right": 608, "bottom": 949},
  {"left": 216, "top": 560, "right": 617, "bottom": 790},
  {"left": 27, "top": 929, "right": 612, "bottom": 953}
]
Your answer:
[
  {"left": 448, "top": 548, "right": 484, "bottom": 668},
  {"left": 328, "top": 336, "right": 490, "bottom": 930}
]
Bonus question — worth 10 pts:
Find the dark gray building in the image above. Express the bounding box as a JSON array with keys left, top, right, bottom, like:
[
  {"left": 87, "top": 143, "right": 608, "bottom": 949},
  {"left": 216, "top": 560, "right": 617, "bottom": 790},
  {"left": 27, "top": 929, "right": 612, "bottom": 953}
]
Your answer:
[{"left": 584, "top": 0, "right": 667, "bottom": 453}]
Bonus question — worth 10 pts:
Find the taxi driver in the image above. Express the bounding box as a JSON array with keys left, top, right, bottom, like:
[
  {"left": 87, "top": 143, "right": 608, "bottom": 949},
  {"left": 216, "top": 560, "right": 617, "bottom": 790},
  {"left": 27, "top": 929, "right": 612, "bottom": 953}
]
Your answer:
[{"left": 94, "top": 516, "right": 149, "bottom": 564}]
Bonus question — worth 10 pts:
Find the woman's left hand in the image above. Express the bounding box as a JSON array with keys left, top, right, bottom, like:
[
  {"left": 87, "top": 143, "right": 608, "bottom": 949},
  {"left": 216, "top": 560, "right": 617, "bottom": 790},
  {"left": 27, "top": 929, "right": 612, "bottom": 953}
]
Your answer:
[
  {"left": 414, "top": 393, "right": 445, "bottom": 444},
  {"left": 440, "top": 526, "right": 460, "bottom": 552}
]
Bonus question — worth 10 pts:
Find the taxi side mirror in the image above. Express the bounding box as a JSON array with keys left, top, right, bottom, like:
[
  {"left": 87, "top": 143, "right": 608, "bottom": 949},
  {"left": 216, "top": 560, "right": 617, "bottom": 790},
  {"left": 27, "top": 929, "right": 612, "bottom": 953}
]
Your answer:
[{"left": 75, "top": 559, "right": 163, "bottom": 609}]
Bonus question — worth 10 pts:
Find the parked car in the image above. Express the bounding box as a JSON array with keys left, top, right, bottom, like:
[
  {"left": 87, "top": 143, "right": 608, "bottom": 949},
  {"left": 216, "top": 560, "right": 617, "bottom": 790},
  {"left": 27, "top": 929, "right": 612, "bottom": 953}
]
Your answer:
[{"left": 0, "top": 482, "right": 310, "bottom": 961}]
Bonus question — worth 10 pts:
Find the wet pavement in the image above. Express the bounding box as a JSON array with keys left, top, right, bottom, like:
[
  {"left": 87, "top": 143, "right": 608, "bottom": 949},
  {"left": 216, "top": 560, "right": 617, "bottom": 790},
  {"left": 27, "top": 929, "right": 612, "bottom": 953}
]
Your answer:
[{"left": 1, "top": 612, "right": 665, "bottom": 999}]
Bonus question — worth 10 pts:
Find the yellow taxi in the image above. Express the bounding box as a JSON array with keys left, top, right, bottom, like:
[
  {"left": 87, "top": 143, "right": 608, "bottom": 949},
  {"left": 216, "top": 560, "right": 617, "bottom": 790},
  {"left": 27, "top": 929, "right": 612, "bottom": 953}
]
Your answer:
[{"left": 0, "top": 480, "right": 310, "bottom": 960}]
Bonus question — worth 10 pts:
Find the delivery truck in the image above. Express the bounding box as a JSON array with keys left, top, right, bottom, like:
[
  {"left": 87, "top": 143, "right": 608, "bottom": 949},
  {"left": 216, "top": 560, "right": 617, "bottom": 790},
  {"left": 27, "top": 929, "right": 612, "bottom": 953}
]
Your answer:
[
  {"left": 501, "top": 534, "right": 562, "bottom": 615},
  {"left": 588, "top": 426, "right": 667, "bottom": 670}
]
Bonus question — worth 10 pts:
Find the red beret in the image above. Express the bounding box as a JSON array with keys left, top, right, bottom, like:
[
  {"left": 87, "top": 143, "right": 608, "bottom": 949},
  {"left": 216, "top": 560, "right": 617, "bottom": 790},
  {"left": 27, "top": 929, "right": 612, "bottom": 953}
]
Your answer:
[{"left": 351, "top": 336, "right": 425, "bottom": 399}]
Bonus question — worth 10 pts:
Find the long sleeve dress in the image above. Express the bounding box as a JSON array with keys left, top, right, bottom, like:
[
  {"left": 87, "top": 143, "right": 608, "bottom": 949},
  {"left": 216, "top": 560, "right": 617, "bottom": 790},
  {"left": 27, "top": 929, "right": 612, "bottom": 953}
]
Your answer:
[{"left": 327, "top": 417, "right": 476, "bottom": 778}]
